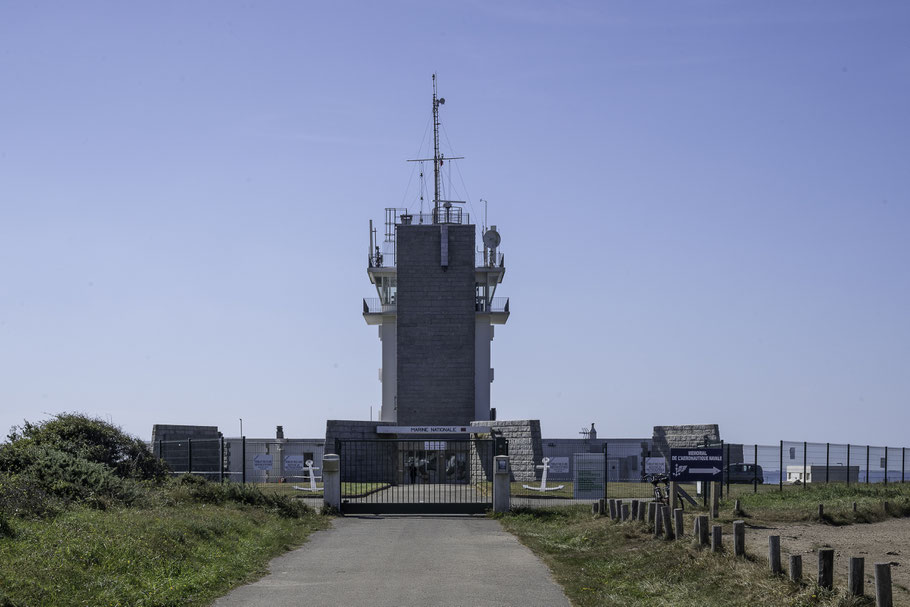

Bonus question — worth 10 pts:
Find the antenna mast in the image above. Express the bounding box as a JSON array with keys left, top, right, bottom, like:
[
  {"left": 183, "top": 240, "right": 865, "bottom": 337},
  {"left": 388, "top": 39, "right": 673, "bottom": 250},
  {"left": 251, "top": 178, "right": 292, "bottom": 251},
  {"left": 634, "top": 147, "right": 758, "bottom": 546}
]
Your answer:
[{"left": 432, "top": 73, "right": 443, "bottom": 217}]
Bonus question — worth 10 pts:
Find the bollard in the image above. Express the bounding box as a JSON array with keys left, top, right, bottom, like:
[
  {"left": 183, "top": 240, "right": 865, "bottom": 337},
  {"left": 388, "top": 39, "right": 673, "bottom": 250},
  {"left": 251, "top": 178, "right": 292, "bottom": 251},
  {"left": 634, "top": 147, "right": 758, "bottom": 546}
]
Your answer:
[
  {"left": 853, "top": 501, "right": 858, "bottom": 512},
  {"left": 598, "top": 498, "right": 606, "bottom": 516},
  {"left": 654, "top": 505, "right": 664, "bottom": 538},
  {"left": 631, "top": 499, "right": 639, "bottom": 520},
  {"left": 734, "top": 498, "right": 741, "bottom": 514},
  {"left": 609, "top": 499, "right": 617, "bottom": 520},
  {"left": 711, "top": 482, "right": 719, "bottom": 518},
  {"left": 818, "top": 504, "right": 824, "bottom": 519},
  {"left": 592, "top": 502, "right": 600, "bottom": 515},
  {"left": 322, "top": 454, "right": 341, "bottom": 511},
  {"left": 733, "top": 520, "right": 745, "bottom": 557},
  {"left": 875, "top": 562, "right": 893, "bottom": 607},
  {"left": 648, "top": 502, "right": 656, "bottom": 525},
  {"left": 848, "top": 557, "right": 864, "bottom": 596},
  {"left": 674, "top": 508, "right": 684, "bottom": 539},
  {"left": 661, "top": 504, "right": 674, "bottom": 540},
  {"left": 790, "top": 555, "right": 802, "bottom": 582},
  {"left": 818, "top": 549, "right": 834, "bottom": 590},
  {"left": 769, "top": 535, "right": 781, "bottom": 574},
  {"left": 693, "top": 516, "right": 700, "bottom": 538},
  {"left": 638, "top": 501, "right": 646, "bottom": 522},
  {"left": 711, "top": 525, "right": 722, "bottom": 553},
  {"left": 696, "top": 515, "right": 709, "bottom": 546},
  {"left": 622, "top": 503, "right": 630, "bottom": 522}
]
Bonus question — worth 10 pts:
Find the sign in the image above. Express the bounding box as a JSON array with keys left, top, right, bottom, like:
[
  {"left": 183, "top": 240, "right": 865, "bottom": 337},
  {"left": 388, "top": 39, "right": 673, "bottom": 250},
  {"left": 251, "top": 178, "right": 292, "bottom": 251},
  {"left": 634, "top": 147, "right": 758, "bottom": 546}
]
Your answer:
[
  {"left": 548, "top": 456, "right": 569, "bottom": 475},
  {"left": 253, "top": 454, "right": 273, "bottom": 471},
  {"left": 378, "top": 426, "right": 490, "bottom": 434},
  {"left": 424, "top": 441, "right": 447, "bottom": 451},
  {"left": 284, "top": 455, "right": 305, "bottom": 471},
  {"left": 645, "top": 457, "right": 667, "bottom": 475},
  {"left": 573, "top": 454, "right": 605, "bottom": 500},
  {"left": 670, "top": 448, "right": 723, "bottom": 482}
]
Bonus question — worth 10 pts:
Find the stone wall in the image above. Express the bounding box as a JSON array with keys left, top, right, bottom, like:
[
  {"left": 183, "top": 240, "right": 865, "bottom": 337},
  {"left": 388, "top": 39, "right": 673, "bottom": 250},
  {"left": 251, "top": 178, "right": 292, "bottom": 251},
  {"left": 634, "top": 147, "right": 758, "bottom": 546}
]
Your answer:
[{"left": 471, "top": 419, "right": 542, "bottom": 482}]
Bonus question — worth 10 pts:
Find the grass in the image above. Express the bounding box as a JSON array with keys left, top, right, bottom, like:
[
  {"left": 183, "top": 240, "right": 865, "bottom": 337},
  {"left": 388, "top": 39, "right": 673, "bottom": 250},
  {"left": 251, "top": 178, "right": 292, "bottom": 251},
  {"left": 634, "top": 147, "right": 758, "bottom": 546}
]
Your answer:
[
  {"left": 496, "top": 505, "right": 871, "bottom": 607},
  {"left": 0, "top": 502, "right": 330, "bottom": 607},
  {"left": 255, "top": 481, "right": 390, "bottom": 498},
  {"left": 715, "top": 482, "right": 910, "bottom": 525}
]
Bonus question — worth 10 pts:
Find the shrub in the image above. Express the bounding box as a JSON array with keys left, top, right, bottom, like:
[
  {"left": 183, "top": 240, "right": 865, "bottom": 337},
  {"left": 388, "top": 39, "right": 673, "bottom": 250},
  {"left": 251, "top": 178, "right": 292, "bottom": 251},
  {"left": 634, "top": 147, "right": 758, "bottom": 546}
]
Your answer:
[
  {"left": 170, "top": 474, "right": 311, "bottom": 518},
  {"left": 4, "top": 413, "right": 168, "bottom": 481}
]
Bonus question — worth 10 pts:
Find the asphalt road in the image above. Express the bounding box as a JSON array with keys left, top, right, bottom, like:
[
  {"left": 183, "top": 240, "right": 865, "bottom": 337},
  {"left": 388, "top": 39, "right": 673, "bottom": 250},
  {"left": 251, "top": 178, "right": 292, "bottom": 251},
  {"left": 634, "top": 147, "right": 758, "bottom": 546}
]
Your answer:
[{"left": 213, "top": 515, "right": 571, "bottom": 607}]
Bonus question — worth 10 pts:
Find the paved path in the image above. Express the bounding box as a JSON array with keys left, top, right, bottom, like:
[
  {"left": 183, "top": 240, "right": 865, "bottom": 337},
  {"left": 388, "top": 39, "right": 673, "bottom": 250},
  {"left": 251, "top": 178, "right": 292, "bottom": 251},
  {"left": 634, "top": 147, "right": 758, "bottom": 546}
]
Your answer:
[{"left": 214, "top": 515, "right": 571, "bottom": 607}]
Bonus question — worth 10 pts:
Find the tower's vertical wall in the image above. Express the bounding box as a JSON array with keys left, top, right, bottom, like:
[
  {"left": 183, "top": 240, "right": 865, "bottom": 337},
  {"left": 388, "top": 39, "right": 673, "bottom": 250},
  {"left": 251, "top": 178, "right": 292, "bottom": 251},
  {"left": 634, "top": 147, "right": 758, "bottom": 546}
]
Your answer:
[{"left": 396, "top": 224, "right": 475, "bottom": 425}]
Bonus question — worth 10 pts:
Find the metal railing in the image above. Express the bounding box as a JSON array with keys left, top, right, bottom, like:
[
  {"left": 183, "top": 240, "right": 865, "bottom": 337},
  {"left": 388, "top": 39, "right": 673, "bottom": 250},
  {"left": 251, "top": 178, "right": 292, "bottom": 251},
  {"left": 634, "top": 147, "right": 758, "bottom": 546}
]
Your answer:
[{"left": 363, "top": 298, "right": 396, "bottom": 314}]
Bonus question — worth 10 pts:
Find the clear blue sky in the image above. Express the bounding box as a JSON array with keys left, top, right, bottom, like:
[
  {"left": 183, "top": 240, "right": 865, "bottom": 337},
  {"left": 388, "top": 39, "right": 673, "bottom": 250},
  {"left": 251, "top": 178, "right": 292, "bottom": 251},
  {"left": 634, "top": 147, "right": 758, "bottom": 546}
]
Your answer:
[{"left": 1, "top": 2, "right": 908, "bottom": 446}]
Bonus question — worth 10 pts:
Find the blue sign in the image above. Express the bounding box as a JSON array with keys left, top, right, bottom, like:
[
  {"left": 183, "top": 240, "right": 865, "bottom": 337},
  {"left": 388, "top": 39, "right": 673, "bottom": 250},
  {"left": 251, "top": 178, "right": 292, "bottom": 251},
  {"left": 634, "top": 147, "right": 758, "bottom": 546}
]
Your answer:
[{"left": 670, "top": 448, "right": 723, "bottom": 482}]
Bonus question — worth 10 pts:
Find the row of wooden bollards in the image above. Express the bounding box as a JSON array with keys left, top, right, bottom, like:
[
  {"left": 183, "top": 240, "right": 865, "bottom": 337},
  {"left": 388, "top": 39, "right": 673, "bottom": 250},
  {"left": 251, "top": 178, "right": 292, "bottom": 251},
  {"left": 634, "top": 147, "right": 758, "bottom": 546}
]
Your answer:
[{"left": 593, "top": 498, "right": 894, "bottom": 607}]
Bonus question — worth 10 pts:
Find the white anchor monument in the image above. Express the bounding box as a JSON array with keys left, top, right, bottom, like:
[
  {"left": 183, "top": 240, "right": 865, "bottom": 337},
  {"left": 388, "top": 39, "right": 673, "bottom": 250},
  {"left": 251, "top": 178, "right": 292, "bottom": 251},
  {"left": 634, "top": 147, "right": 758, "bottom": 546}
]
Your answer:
[
  {"left": 522, "top": 457, "right": 565, "bottom": 492},
  {"left": 293, "top": 460, "right": 322, "bottom": 492}
]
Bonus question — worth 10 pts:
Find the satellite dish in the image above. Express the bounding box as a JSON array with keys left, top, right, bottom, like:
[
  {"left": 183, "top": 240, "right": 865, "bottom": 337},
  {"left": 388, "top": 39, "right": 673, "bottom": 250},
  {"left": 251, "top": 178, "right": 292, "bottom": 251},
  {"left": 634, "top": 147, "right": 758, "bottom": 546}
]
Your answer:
[{"left": 483, "top": 228, "right": 501, "bottom": 249}]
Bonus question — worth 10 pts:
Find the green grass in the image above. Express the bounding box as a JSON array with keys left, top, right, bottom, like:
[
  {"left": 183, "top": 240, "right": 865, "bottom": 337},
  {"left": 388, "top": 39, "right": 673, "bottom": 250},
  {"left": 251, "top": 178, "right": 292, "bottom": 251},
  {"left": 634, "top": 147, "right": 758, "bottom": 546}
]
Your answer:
[
  {"left": 255, "top": 482, "right": 390, "bottom": 498},
  {"left": 716, "top": 482, "right": 910, "bottom": 525},
  {"left": 0, "top": 503, "right": 330, "bottom": 607},
  {"left": 496, "top": 505, "right": 870, "bottom": 607}
]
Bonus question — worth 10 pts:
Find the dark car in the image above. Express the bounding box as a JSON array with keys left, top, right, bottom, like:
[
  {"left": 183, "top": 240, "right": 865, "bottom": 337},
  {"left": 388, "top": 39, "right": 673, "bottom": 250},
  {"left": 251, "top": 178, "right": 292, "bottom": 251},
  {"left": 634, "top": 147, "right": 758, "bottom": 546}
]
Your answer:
[{"left": 725, "top": 463, "right": 764, "bottom": 484}]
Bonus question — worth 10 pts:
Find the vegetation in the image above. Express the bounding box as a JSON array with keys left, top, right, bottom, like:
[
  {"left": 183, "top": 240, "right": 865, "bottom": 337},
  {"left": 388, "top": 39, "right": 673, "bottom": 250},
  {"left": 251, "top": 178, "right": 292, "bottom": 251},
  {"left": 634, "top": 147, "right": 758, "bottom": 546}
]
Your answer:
[
  {"left": 0, "top": 414, "right": 329, "bottom": 607},
  {"left": 716, "top": 482, "right": 910, "bottom": 525},
  {"left": 496, "top": 505, "right": 872, "bottom": 607}
]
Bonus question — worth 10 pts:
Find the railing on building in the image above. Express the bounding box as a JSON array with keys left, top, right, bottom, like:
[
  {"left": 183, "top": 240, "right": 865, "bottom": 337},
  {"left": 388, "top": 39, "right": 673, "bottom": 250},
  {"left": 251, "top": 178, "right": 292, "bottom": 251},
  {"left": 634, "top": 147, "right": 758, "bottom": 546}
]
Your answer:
[{"left": 363, "top": 298, "right": 396, "bottom": 314}]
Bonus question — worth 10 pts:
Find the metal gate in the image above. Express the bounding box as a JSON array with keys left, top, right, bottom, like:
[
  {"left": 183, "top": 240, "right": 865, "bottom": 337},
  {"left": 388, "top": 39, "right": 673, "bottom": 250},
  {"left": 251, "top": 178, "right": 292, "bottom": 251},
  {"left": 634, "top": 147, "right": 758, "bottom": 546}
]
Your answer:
[{"left": 337, "top": 439, "right": 495, "bottom": 514}]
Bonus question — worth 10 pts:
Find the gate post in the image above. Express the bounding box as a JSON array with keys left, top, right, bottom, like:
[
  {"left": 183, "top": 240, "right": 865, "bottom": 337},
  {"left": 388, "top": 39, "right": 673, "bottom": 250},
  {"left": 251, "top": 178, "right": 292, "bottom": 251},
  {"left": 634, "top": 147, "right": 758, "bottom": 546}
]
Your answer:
[
  {"left": 323, "top": 454, "right": 341, "bottom": 511},
  {"left": 493, "top": 455, "right": 511, "bottom": 513}
]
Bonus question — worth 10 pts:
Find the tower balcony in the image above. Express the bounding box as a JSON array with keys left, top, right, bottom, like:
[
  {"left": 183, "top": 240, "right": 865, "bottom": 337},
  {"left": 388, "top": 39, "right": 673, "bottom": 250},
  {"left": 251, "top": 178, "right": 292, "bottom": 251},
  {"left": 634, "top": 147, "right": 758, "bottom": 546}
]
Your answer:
[
  {"left": 363, "top": 296, "right": 509, "bottom": 325},
  {"left": 478, "top": 297, "right": 510, "bottom": 324},
  {"left": 363, "top": 298, "right": 396, "bottom": 325}
]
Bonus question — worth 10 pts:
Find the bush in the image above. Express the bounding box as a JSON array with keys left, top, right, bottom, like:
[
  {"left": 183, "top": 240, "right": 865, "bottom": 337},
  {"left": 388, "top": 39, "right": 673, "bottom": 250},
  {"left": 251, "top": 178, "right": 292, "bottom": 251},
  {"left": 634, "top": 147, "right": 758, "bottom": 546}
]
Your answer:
[
  {"left": 170, "top": 474, "right": 311, "bottom": 518},
  {"left": 4, "top": 413, "right": 168, "bottom": 481}
]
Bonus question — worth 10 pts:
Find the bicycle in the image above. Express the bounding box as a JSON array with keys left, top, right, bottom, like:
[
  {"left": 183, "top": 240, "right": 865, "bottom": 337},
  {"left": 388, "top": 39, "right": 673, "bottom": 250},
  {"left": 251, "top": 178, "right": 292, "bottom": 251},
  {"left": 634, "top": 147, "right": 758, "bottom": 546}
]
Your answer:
[{"left": 643, "top": 473, "right": 675, "bottom": 508}]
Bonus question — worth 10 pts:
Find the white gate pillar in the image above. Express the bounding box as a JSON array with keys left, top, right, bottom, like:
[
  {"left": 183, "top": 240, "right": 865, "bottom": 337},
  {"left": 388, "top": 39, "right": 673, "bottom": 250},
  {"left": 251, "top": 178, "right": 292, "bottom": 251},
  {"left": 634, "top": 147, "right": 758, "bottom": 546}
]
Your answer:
[
  {"left": 322, "top": 454, "right": 341, "bottom": 511},
  {"left": 493, "top": 455, "right": 511, "bottom": 513}
]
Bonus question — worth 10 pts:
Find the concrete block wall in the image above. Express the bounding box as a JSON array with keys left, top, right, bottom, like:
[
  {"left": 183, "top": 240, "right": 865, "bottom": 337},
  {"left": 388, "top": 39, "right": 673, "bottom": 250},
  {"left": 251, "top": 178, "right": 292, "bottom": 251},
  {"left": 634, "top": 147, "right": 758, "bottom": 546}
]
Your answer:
[
  {"left": 396, "top": 224, "right": 476, "bottom": 426},
  {"left": 651, "top": 424, "right": 721, "bottom": 460}
]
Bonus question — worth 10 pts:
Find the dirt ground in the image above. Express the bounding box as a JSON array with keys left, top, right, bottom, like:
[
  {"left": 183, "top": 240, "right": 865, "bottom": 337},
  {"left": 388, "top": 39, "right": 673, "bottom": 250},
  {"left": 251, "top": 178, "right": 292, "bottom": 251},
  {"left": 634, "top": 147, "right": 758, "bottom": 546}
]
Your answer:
[{"left": 744, "top": 517, "right": 910, "bottom": 605}]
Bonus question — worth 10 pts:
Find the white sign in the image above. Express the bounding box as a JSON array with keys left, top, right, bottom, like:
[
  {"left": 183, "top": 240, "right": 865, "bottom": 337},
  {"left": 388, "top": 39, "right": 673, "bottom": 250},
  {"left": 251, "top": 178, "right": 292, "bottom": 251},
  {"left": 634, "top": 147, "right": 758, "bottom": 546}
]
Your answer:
[
  {"left": 645, "top": 457, "right": 667, "bottom": 474},
  {"left": 253, "top": 454, "right": 273, "bottom": 471},
  {"left": 424, "top": 441, "right": 447, "bottom": 451},
  {"left": 548, "top": 457, "right": 570, "bottom": 475},
  {"left": 378, "top": 426, "right": 490, "bottom": 434},
  {"left": 284, "top": 455, "right": 305, "bottom": 471},
  {"left": 573, "top": 454, "right": 605, "bottom": 500}
]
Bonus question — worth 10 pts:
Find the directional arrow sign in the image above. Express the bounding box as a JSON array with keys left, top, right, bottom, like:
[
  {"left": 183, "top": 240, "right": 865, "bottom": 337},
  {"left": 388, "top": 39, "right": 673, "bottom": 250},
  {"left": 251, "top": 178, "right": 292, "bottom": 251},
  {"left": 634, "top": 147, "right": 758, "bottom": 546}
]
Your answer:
[{"left": 670, "top": 448, "right": 724, "bottom": 482}]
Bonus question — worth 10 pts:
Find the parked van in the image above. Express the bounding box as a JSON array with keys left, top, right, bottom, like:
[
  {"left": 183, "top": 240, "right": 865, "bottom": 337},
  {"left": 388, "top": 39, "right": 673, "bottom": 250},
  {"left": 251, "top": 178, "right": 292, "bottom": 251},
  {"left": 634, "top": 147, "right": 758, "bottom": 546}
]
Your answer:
[{"left": 725, "top": 463, "right": 764, "bottom": 484}]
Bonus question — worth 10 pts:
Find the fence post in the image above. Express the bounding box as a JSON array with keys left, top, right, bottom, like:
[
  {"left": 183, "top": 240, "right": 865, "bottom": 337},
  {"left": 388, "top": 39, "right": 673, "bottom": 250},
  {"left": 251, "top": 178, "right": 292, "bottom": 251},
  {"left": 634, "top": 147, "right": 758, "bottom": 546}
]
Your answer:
[
  {"left": 733, "top": 520, "right": 745, "bottom": 557},
  {"left": 753, "top": 444, "right": 758, "bottom": 494},
  {"left": 876, "top": 562, "right": 893, "bottom": 607},
  {"left": 849, "top": 557, "right": 865, "bottom": 596},
  {"left": 903, "top": 447, "right": 905, "bottom": 484},
  {"left": 726, "top": 442, "right": 731, "bottom": 494},
  {"left": 220, "top": 436, "right": 224, "bottom": 484},
  {"left": 493, "top": 455, "right": 511, "bottom": 513},
  {"left": 711, "top": 525, "right": 722, "bottom": 553},
  {"left": 867, "top": 445, "right": 870, "bottom": 484},
  {"left": 719, "top": 440, "right": 724, "bottom": 499},
  {"left": 241, "top": 436, "right": 246, "bottom": 484},
  {"left": 826, "top": 442, "right": 830, "bottom": 484},
  {"left": 188, "top": 439, "right": 193, "bottom": 475},
  {"left": 847, "top": 444, "right": 851, "bottom": 486},
  {"left": 323, "top": 454, "right": 341, "bottom": 511},
  {"left": 885, "top": 448, "right": 889, "bottom": 485},
  {"left": 603, "top": 442, "right": 608, "bottom": 500},
  {"left": 779, "top": 440, "right": 783, "bottom": 491},
  {"left": 818, "top": 549, "right": 834, "bottom": 589},
  {"left": 769, "top": 535, "right": 781, "bottom": 574},
  {"left": 790, "top": 555, "right": 802, "bottom": 582},
  {"left": 803, "top": 442, "right": 807, "bottom": 490}
]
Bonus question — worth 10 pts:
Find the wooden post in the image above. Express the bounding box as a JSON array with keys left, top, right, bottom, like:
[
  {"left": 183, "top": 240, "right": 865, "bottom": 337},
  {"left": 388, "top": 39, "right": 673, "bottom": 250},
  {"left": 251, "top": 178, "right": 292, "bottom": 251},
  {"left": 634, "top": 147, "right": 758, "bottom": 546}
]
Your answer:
[
  {"left": 790, "top": 555, "right": 802, "bottom": 582},
  {"left": 648, "top": 501, "right": 656, "bottom": 525},
  {"left": 638, "top": 501, "right": 646, "bottom": 522},
  {"left": 608, "top": 499, "right": 616, "bottom": 519},
  {"left": 818, "top": 549, "right": 834, "bottom": 590},
  {"left": 670, "top": 481, "right": 679, "bottom": 511},
  {"left": 654, "top": 505, "right": 664, "bottom": 538},
  {"left": 769, "top": 535, "right": 781, "bottom": 574},
  {"left": 674, "top": 508, "right": 684, "bottom": 539},
  {"left": 631, "top": 499, "right": 639, "bottom": 520},
  {"left": 733, "top": 520, "right": 745, "bottom": 557},
  {"left": 711, "top": 525, "right": 722, "bottom": 553},
  {"left": 853, "top": 501, "right": 858, "bottom": 512},
  {"left": 661, "top": 504, "right": 673, "bottom": 540},
  {"left": 697, "top": 515, "right": 709, "bottom": 546},
  {"left": 848, "top": 557, "right": 864, "bottom": 596},
  {"left": 622, "top": 503, "right": 630, "bottom": 521},
  {"left": 818, "top": 503, "right": 824, "bottom": 519},
  {"left": 693, "top": 515, "right": 700, "bottom": 538},
  {"left": 592, "top": 502, "right": 599, "bottom": 515},
  {"left": 711, "top": 481, "right": 719, "bottom": 518},
  {"left": 875, "top": 562, "right": 893, "bottom": 607},
  {"left": 598, "top": 498, "right": 606, "bottom": 516},
  {"left": 734, "top": 498, "right": 741, "bottom": 514}
]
